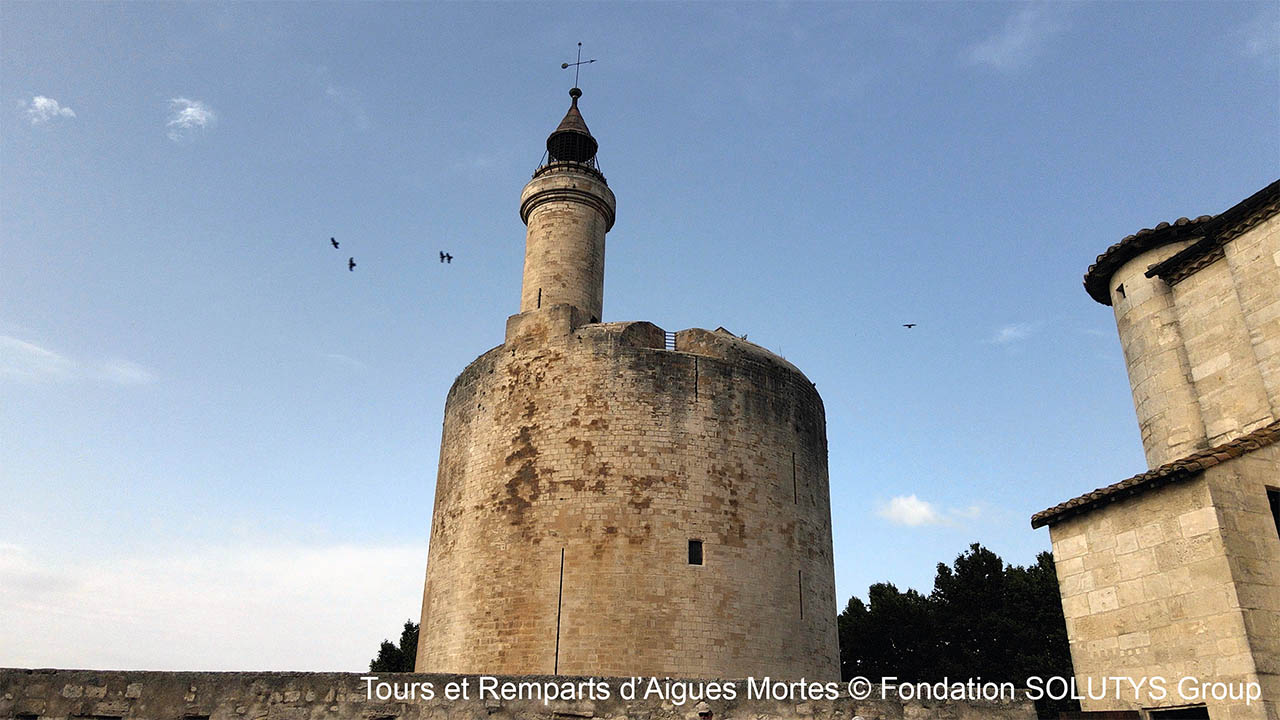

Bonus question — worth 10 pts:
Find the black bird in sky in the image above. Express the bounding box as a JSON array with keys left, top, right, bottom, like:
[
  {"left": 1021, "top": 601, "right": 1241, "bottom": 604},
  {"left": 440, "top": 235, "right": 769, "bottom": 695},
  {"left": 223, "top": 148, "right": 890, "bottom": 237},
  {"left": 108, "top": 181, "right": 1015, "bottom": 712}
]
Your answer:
[
  {"left": 330, "top": 237, "right": 339, "bottom": 249},
  {"left": 440, "top": 252, "right": 453, "bottom": 264},
  {"left": 903, "top": 323, "right": 917, "bottom": 329},
  {"left": 348, "top": 257, "right": 356, "bottom": 271}
]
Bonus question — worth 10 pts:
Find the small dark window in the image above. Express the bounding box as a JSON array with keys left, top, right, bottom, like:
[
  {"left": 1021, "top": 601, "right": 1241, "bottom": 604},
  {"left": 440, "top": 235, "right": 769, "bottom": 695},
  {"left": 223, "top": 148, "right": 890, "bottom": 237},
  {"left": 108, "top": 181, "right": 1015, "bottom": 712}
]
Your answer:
[
  {"left": 688, "top": 539, "right": 703, "bottom": 565},
  {"left": 1268, "top": 488, "right": 1280, "bottom": 540},
  {"left": 1116, "top": 283, "right": 1126, "bottom": 299}
]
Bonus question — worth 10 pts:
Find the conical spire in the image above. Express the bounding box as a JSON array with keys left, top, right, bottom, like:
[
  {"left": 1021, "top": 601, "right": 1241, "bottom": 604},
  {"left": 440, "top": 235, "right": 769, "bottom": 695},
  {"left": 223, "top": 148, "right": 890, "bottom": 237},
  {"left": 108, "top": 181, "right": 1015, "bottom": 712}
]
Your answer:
[{"left": 546, "top": 88, "right": 598, "bottom": 164}]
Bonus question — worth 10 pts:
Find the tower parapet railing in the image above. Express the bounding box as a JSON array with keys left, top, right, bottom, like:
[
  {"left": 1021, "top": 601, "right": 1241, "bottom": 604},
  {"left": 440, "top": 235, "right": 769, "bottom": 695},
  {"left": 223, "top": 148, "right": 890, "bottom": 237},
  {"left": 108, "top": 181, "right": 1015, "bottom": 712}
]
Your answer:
[{"left": 534, "top": 154, "right": 604, "bottom": 181}]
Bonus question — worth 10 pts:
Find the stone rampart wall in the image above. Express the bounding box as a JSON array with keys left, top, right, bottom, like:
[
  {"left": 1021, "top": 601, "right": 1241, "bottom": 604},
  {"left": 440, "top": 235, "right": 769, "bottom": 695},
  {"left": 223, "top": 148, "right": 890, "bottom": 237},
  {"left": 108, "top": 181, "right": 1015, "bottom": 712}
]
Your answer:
[{"left": 0, "top": 670, "right": 1038, "bottom": 720}]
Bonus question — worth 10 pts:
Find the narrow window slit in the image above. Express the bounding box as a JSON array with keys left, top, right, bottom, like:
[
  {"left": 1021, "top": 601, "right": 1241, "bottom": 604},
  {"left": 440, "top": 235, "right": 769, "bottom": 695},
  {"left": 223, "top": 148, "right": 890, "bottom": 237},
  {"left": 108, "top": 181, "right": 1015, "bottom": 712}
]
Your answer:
[
  {"left": 688, "top": 539, "right": 703, "bottom": 565},
  {"left": 792, "top": 452, "right": 797, "bottom": 504},
  {"left": 798, "top": 570, "right": 804, "bottom": 619},
  {"left": 554, "top": 548, "right": 565, "bottom": 674}
]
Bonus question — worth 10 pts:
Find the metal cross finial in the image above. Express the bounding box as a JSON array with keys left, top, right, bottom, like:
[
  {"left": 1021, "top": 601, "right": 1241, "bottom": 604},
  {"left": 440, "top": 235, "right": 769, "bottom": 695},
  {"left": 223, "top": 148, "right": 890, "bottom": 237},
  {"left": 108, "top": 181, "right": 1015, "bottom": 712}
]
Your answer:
[{"left": 561, "top": 42, "right": 596, "bottom": 89}]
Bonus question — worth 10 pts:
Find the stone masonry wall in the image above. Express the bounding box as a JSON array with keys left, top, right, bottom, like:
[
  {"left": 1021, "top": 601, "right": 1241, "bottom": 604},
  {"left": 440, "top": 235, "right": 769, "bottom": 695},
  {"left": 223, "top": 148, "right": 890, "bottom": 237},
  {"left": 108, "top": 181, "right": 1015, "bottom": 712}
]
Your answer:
[
  {"left": 518, "top": 167, "right": 614, "bottom": 320},
  {"left": 1110, "top": 240, "right": 1207, "bottom": 468},
  {"left": 0, "top": 669, "right": 1039, "bottom": 720},
  {"left": 1168, "top": 220, "right": 1277, "bottom": 447},
  {"left": 1220, "top": 213, "right": 1280, "bottom": 425},
  {"left": 417, "top": 320, "right": 837, "bottom": 680},
  {"left": 1109, "top": 213, "right": 1280, "bottom": 469},
  {"left": 1048, "top": 446, "right": 1280, "bottom": 719},
  {"left": 1206, "top": 442, "right": 1280, "bottom": 716}
]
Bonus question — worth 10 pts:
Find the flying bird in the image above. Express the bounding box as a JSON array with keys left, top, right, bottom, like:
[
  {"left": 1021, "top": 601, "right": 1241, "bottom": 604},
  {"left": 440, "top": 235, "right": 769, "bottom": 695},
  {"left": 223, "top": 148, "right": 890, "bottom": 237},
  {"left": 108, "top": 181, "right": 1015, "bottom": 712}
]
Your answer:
[
  {"left": 330, "top": 237, "right": 339, "bottom": 249},
  {"left": 440, "top": 252, "right": 453, "bottom": 264},
  {"left": 903, "top": 324, "right": 917, "bottom": 329},
  {"left": 348, "top": 257, "right": 356, "bottom": 271}
]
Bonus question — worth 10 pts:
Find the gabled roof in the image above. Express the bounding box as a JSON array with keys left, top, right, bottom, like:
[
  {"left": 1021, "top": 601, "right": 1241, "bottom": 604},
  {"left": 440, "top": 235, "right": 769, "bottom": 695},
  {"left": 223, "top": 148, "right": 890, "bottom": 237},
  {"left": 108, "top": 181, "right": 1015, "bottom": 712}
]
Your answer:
[{"left": 1031, "top": 420, "right": 1280, "bottom": 529}]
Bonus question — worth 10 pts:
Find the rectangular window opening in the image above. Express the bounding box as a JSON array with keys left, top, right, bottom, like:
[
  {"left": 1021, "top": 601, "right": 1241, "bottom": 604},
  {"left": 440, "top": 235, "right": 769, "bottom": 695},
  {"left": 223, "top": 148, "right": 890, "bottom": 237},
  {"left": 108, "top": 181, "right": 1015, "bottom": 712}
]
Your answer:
[
  {"left": 688, "top": 539, "right": 703, "bottom": 565},
  {"left": 1268, "top": 487, "right": 1280, "bottom": 540}
]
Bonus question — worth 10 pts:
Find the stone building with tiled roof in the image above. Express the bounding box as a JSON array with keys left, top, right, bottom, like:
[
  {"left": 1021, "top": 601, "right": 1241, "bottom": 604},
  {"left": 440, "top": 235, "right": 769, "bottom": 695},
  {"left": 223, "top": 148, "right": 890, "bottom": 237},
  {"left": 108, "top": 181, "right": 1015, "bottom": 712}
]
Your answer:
[{"left": 1033, "top": 180, "right": 1280, "bottom": 719}]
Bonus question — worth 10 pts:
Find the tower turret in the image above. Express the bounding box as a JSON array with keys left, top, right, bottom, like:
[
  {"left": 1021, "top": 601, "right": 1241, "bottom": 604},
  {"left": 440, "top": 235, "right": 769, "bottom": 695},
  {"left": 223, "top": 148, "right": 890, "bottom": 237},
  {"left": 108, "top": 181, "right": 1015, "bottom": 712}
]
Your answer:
[{"left": 517, "top": 88, "right": 616, "bottom": 323}]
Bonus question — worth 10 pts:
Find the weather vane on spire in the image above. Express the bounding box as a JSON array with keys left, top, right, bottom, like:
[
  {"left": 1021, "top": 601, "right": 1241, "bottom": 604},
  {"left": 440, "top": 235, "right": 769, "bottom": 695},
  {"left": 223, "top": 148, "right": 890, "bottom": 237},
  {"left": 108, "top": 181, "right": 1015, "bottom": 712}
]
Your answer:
[{"left": 561, "top": 42, "right": 596, "bottom": 89}]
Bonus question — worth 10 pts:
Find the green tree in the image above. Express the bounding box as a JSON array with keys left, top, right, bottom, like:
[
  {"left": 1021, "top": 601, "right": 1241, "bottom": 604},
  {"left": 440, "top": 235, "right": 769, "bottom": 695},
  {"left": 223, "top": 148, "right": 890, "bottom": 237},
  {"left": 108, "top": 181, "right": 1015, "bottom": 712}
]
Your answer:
[
  {"left": 837, "top": 544, "right": 1077, "bottom": 718},
  {"left": 369, "top": 620, "right": 419, "bottom": 672},
  {"left": 839, "top": 583, "right": 937, "bottom": 681},
  {"left": 931, "top": 543, "right": 1010, "bottom": 678}
]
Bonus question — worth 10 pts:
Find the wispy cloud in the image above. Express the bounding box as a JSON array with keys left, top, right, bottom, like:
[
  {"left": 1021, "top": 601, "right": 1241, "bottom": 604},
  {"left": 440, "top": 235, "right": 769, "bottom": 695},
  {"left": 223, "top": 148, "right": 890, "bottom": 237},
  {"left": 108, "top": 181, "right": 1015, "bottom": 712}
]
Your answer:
[
  {"left": 877, "top": 494, "right": 983, "bottom": 528},
  {"left": 323, "top": 84, "right": 371, "bottom": 131},
  {"left": 0, "top": 335, "right": 156, "bottom": 385},
  {"left": 965, "top": 4, "right": 1069, "bottom": 72},
  {"left": 22, "top": 95, "right": 76, "bottom": 124},
  {"left": 324, "top": 353, "right": 368, "bottom": 371},
  {"left": 991, "top": 322, "right": 1037, "bottom": 345},
  {"left": 99, "top": 359, "right": 157, "bottom": 385},
  {"left": 312, "top": 65, "right": 371, "bottom": 132},
  {"left": 1240, "top": 8, "right": 1279, "bottom": 60},
  {"left": 166, "top": 97, "right": 216, "bottom": 141},
  {"left": 0, "top": 335, "right": 76, "bottom": 381},
  {"left": 0, "top": 541, "right": 423, "bottom": 670}
]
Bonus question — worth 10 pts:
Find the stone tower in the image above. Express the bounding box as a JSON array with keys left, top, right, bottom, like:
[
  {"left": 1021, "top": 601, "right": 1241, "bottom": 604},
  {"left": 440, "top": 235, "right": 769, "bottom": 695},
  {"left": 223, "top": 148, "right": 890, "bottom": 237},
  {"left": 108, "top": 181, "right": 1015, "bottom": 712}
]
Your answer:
[
  {"left": 416, "top": 89, "right": 839, "bottom": 680},
  {"left": 1033, "top": 179, "right": 1280, "bottom": 719}
]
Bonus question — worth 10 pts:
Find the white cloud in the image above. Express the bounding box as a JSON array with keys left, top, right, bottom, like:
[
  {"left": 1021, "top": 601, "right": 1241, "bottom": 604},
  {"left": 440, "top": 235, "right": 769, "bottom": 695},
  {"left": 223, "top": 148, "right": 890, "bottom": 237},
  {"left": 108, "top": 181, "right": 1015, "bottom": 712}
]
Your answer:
[
  {"left": 0, "top": 541, "right": 424, "bottom": 670},
  {"left": 878, "top": 494, "right": 943, "bottom": 526},
  {"left": 23, "top": 95, "right": 76, "bottom": 124},
  {"left": 877, "top": 495, "right": 984, "bottom": 527},
  {"left": 0, "top": 334, "right": 156, "bottom": 386},
  {"left": 992, "top": 322, "right": 1036, "bottom": 344},
  {"left": 166, "top": 97, "right": 216, "bottom": 141},
  {"left": 965, "top": 4, "right": 1069, "bottom": 72}
]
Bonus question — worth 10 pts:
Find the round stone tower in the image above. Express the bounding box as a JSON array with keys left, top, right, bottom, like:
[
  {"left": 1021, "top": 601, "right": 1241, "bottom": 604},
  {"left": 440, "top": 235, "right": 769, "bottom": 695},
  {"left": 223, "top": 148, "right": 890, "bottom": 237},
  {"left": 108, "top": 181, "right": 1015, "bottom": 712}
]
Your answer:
[
  {"left": 1084, "top": 219, "right": 1211, "bottom": 467},
  {"left": 416, "top": 88, "right": 839, "bottom": 680},
  {"left": 518, "top": 87, "right": 615, "bottom": 322}
]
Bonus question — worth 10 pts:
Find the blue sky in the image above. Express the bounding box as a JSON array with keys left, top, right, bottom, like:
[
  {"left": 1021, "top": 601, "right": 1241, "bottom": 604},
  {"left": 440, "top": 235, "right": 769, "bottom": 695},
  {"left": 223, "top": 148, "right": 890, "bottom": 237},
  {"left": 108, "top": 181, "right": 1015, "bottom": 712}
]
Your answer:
[{"left": 2, "top": 1, "right": 1277, "bottom": 671}]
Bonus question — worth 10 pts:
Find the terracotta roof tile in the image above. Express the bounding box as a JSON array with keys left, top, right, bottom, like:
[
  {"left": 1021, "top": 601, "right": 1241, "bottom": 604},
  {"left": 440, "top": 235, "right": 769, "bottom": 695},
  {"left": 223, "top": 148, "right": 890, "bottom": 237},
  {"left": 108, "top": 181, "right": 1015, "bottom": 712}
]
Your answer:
[
  {"left": 1082, "top": 216, "right": 1212, "bottom": 305},
  {"left": 1145, "top": 179, "right": 1280, "bottom": 286},
  {"left": 1030, "top": 420, "right": 1280, "bottom": 529},
  {"left": 1083, "top": 178, "right": 1280, "bottom": 306}
]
